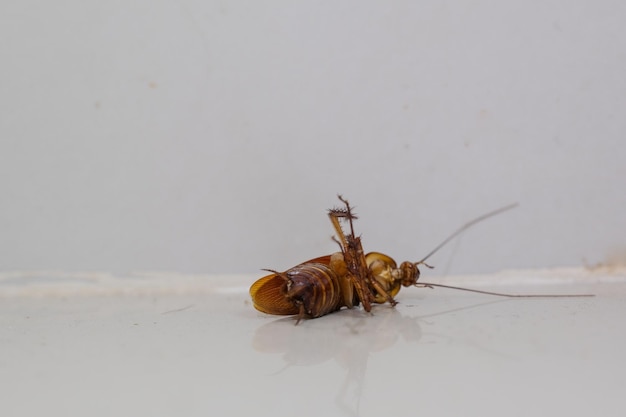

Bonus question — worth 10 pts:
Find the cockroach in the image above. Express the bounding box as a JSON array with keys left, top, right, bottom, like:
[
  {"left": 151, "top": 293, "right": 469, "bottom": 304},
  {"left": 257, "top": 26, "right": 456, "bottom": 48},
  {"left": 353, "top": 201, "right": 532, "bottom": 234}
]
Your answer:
[{"left": 250, "top": 195, "right": 593, "bottom": 323}]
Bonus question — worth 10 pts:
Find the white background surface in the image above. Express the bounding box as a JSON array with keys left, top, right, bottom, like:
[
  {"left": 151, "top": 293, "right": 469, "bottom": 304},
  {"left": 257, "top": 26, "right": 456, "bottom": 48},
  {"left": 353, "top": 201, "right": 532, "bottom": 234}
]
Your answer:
[
  {"left": 2, "top": 5, "right": 625, "bottom": 416},
  {"left": 1, "top": 269, "right": 624, "bottom": 417},
  {"left": 1, "top": 1, "right": 625, "bottom": 275}
]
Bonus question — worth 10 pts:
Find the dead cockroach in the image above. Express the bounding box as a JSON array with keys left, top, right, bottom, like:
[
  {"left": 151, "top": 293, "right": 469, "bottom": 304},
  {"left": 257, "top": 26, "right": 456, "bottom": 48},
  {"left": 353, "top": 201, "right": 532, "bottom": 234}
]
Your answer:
[{"left": 250, "top": 195, "right": 593, "bottom": 323}]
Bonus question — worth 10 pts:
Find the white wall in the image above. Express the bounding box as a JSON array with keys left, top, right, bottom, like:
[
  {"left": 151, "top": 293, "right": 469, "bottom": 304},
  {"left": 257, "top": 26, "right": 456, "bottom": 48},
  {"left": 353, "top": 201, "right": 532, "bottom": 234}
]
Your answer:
[{"left": 1, "top": 1, "right": 624, "bottom": 275}]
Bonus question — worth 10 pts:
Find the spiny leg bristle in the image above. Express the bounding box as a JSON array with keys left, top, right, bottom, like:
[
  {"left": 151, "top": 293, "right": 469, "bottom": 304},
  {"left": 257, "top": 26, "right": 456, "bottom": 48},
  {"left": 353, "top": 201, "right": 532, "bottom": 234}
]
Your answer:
[{"left": 328, "top": 207, "right": 358, "bottom": 219}]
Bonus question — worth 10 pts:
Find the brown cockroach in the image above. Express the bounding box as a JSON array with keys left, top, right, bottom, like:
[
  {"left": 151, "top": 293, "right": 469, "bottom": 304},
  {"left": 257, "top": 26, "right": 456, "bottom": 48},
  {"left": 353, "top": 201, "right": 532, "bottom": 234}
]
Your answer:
[{"left": 250, "top": 195, "right": 593, "bottom": 323}]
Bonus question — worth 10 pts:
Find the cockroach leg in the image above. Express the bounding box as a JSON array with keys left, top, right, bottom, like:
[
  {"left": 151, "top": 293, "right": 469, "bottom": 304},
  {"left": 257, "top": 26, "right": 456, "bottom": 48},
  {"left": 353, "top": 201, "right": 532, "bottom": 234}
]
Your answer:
[
  {"left": 328, "top": 213, "right": 349, "bottom": 250},
  {"left": 369, "top": 279, "right": 398, "bottom": 306},
  {"left": 295, "top": 304, "right": 305, "bottom": 325},
  {"left": 346, "top": 272, "right": 372, "bottom": 312}
]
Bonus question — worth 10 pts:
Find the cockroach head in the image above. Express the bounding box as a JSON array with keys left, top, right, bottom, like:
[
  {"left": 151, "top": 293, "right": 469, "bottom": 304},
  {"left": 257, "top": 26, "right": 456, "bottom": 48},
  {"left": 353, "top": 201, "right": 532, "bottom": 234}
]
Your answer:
[{"left": 397, "top": 261, "right": 421, "bottom": 287}]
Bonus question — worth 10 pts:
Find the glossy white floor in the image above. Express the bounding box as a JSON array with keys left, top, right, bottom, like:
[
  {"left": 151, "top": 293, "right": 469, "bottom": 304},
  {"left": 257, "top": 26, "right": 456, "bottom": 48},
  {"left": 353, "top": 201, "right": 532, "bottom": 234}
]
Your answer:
[{"left": 1, "top": 268, "right": 624, "bottom": 417}]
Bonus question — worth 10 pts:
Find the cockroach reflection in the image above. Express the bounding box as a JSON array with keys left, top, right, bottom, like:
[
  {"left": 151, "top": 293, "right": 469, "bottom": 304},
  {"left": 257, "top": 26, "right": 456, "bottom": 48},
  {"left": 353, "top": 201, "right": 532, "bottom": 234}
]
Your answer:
[{"left": 250, "top": 196, "right": 593, "bottom": 323}]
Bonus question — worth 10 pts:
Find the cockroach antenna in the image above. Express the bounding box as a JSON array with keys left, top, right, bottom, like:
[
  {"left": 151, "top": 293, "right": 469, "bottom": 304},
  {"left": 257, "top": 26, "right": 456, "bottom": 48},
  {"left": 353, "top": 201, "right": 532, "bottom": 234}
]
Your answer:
[
  {"left": 417, "top": 203, "right": 519, "bottom": 266},
  {"left": 414, "top": 203, "right": 594, "bottom": 298}
]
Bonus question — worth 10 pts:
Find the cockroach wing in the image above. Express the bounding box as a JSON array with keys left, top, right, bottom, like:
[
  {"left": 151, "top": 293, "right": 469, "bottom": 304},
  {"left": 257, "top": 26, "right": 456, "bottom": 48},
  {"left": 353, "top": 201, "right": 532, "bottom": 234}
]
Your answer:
[
  {"left": 300, "top": 255, "right": 332, "bottom": 265},
  {"left": 249, "top": 273, "right": 299, "bottom": 315}
]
